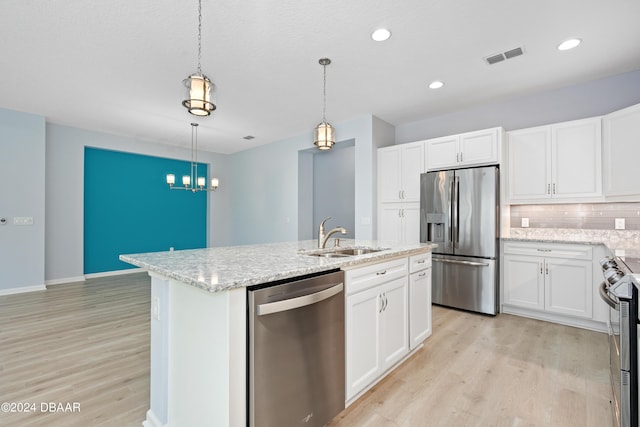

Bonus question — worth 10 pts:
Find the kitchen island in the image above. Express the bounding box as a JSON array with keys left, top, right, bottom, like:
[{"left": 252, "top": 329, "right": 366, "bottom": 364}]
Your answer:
[{"left": 120, "top": 239, "right": 435, "bottom": 427}]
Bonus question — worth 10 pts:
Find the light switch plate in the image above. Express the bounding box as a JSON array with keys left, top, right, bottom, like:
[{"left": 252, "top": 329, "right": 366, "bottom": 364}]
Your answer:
[
  {"left": 521, "top": 217, "right": 529, "bottom": 228},
  {"left": 615, "top": 218, "right": 626, "bottom": 230}
]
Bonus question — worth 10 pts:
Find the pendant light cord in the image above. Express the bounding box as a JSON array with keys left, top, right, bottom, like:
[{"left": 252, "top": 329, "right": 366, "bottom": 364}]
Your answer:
[
  {"left": 322, "top": 62, "right": 327, "bottom": 123},
  {"left": 197, "top": 0, "right": 202, "bottom": 76}
]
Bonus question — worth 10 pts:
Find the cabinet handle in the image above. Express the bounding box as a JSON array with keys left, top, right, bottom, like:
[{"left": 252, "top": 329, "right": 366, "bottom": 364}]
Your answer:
[
  {"left": 546, "top": 264, "right": 549, "bottom": 275},
  {"left": 547, "top": 183, "right": 551, "bottom": 195},
  {"left": 536, "top": 249, "right": 552, "bottom": 252},
  {"left": 540, "top": 263, "right": 543, "bottom": 275},
  {"left": 418, "top": 272, "right": 427, "bottom": 277},
  {"left": 417, "top": 260, "right": 426, "bottom": 264},
  {"left": 376, "top": 270, "right": 387, "bottom": 276},
  {"left": 456, "top": 152, "right": 459, "bottom": 162},
  {"left": 383, "top": 293, "right": 388, "bottom": 311},
  {"left": 402, "top": 209, "right": 405, "bottom": 218},
  {"left": 553, "top": 183, "right": 556, "bottom": 194},
  {"left": 460, "top": 152, "right": 463, "bottom": 162},
  {"left": 398, "top": 190, "right": 402, "bottom": 200},
  {"left": 402, "top": 190, "right": 405, "bottom": 199},
  {"left": 379, "top": 294, "right": 384, "bottom": 313}
]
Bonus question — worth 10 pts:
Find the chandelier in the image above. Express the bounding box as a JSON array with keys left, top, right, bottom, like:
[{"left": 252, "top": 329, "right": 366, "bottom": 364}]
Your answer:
[
  {"left": 182, "top": 0, "right": 216, "bottom": 116},
  {"left": 166, "top": 123, "right": 219, "bottom": 192},
  {"left": 314, "top": 58, "right": 335, "bottom": 150}
]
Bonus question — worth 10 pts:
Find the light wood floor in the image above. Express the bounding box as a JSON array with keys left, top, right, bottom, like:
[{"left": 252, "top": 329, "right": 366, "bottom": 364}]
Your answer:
[{"left": 0, "top": 274, "right": 613, "bottom": 427}]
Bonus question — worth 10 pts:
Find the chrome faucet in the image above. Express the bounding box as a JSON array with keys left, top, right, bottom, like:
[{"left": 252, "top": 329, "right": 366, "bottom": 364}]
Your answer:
[{"left": 318, "top": 217, "right": 348, "bottom": 249}]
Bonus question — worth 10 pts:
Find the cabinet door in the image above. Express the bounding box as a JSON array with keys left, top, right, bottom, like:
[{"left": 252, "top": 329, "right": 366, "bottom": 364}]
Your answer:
[
  {"left": 503, "top": 255, "right": 545, "bottom": 310},
  {"left": 378, "top": 147, "right": 402, "bottom": 203},
  {"left": 603, "top": 103, "right": 640, "bottom": 200},
  {"left": 545, "top": 258, "right": 593, "bottom": 319},
  {"left": 379, "top": 277, "right": 409, "bottom": 371},
  {"left": 426, "top": 135, "right": 459, "bottom": 170},
  {"left": 345, "top": 286, "right": 381, "bottom": 400},
  {"left": 378, "top": 205, "right": 403, "bottom": 243},
  {"left": 507, "top": 127, "right": 551, "bottom": 201},
  {"left": 409, "top": 269, "right": 432, "bottom": 350},
  {"left": 552, "top": 118, "right": 602, "bottom": 199},
  {"left": 400, "top": 143, "right": 424, "bottom": 202},
  {"left": 401, "top": 203, "right": 421, "bottom": 244},
  {"left": 459, "top": 128, "right": 499, "bottom": 166}
]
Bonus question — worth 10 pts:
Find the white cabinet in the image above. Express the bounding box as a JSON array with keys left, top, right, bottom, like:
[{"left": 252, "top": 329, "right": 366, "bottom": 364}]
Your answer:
[
  {"left": 344, "top": 257, "right": 409, "bottom": 401},
  {"left": 378, "top": 142, "right": 424, "bottom": 203},
  {"left": 603, "top": 102, "right": 640, "bottom": 201},
  {"left": 425, "top": 127, "right": 501, "bottom": 170},
  {"left": 409, "top": 252, "right": 432, "bottom": 350},
  {"left": 378, "top": 203, "right": 420, "bottom": 244},
  {"left": 502, "top": 242, "right": 601, "bottom": 329},
  {"left": 378, "top": 142, "right": 423, "bottom": 244},
  {"left": 507, "top": 117, "right": 602, "bottom": 203}
]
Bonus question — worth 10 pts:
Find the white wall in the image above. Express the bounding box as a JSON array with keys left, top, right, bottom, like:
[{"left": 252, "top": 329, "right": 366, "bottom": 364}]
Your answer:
[
  {"left": 229, "top": 115, "right": 385, "bottom": 245},
  {"left": 45, "top": 124, "right": 231, "bottom": 284},
  {"left": 395, "top": 69, "right": 640, "bottom": 144},
  {"left": 0, "top": 109, "right": 46, "bottom": 293}
]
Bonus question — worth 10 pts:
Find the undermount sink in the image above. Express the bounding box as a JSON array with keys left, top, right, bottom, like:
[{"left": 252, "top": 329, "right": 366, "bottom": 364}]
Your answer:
[{"left": 303, "top": 247, "right": 388, "bottom": 258}]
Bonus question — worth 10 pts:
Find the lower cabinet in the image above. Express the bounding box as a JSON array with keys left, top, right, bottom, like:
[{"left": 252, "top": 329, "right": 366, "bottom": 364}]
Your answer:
[
  {"left": 344, "top": 253, "right": 432, "bottom": 402},
  {"left": 502, "top": 241, "right": 603, "bottom": 329},
  {"left": 409, "top": 253, "right": 432, "bottom": 349},
  {"left": 345, "top": 277, "right": 407, "bottom": 400}
]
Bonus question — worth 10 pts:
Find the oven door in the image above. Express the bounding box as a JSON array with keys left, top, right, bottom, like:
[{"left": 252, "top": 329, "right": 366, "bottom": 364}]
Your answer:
[{"left": 601, "top": 280, "right": 624, "bottom": 427}]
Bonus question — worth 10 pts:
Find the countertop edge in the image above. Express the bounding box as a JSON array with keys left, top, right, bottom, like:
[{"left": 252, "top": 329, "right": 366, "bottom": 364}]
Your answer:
[{"left": 120, "top": 244, "right": 435, "bottom": 293}]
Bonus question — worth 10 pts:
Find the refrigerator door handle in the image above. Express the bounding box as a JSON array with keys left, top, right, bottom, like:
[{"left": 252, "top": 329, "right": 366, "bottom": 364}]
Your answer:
[
  {"left": 453, "top": 176, "right": 460, "bottom": 247},
  {"left": 433, "top": 258, "right": 490, "bottom": 267},
  {"left": 448, "top": 177, "right": 454, "bottom": 244}
]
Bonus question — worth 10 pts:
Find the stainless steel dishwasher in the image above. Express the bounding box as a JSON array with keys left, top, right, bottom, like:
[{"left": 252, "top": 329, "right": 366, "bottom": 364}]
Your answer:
[{"left": 248, "top": 269, "right": 345, "bottom": 427}]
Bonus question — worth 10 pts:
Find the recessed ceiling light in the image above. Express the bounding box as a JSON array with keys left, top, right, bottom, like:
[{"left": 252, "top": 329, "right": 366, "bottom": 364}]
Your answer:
[
  {"left": 371, "top": 28, "right": 391, "bottom": 42},
  {"left": 429, "top": 81, "right": 444, "bottom": 89},
  {"left": 557, "top": 38, "right": 581, "bottom": 51}
]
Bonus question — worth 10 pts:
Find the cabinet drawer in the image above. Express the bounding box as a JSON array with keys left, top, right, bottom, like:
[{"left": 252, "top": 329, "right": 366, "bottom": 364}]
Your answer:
[
  {"left": 503, "top": 242, "right": 592, "bottom": 260},
  {"left": 344, "top": 258, "right": 408, "bottom": 295},
  {"left": 409, "top": 252, "right": 431, "bottom": 273}
]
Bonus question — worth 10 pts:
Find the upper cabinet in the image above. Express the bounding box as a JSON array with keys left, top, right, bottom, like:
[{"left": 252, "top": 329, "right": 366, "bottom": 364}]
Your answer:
[
  {"left": 425, "top": 127, "right": 502, "bottom": 171},
  {"left": 378, "top": 141, "right": 424, "bottom": 203},
  {"left": 507, "top": 117, "right": 602, "bottom": 203},
  {"left": 603, "top": 102, "right": 640, "bottom": 201}
]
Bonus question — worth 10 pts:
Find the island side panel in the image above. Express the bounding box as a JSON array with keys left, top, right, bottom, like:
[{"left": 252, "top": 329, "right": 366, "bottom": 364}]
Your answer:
[
  {"left": 147, "top": 273, "right": 170, "bottom": 427},
  {"left": 167, "top": 280, "right": 246, "bottom": 427}
]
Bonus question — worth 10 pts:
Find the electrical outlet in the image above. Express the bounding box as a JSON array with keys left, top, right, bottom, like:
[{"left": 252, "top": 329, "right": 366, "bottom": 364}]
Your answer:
[
  {"left": 521, "top": 217, "right": 529, "bottom": 228},
  {"left": 615, "top": 218, "right": 626, "bottom": 230}
]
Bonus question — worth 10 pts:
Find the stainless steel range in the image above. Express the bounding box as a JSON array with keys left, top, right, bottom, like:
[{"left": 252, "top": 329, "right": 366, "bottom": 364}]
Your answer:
[{"left": 599, "top": 256, "right": 639, "bottom": 427}]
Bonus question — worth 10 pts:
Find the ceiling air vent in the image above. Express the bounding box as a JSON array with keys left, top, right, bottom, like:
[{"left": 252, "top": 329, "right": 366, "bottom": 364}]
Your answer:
[{"left": 484, "top": 46, "right": 525, "bottom": 65}]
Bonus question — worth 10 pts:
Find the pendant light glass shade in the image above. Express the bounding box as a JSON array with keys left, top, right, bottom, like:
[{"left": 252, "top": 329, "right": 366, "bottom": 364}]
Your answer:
[
  {"left": 314, "top": 122, "right": 335, "bottom": 150},
  {"left": 182, "top": 74, "right": 216, "bottom": 116}
]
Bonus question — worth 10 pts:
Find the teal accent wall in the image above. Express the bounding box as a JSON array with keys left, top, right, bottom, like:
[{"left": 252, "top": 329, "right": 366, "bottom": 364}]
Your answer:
[{"left": 84, "top": 147, "right": 207, "bottom": 274}]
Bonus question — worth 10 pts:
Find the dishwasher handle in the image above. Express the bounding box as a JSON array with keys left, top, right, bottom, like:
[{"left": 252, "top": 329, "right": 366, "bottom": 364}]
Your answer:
[{"left": 257, "top": 283, "right": 343, "bottom": 316}]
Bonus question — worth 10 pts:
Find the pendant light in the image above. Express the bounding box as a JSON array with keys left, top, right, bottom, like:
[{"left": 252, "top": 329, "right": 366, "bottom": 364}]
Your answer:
[
  {"left": 182, "top": 0, "right": 216, "bottom": 116},
  {"left": 166, "top": 123, "right": 219, "bottom": 192},
  {"left": 314, "top": 58, "right": 335, "bottom": 150}
]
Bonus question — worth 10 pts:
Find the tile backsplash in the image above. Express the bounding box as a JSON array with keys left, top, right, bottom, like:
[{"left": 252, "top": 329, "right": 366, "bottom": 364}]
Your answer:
[{"left": 510, "top": 203, "right": 640, "bottom": 230}]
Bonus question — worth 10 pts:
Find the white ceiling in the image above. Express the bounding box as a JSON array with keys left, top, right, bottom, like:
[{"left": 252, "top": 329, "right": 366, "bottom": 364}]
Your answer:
[{"left": 2, "top": 0, "right": 640, "bottom": 154}]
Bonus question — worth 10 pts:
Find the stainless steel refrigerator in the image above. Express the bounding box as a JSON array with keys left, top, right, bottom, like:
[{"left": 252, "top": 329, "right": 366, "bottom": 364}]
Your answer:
[{"left": 420, "top": 165, "right": 499, "bottom": 315}]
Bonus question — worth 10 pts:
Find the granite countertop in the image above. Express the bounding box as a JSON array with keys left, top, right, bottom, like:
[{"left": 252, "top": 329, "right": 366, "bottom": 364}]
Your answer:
[
  {"left": 503, "top": 228, "right": 640, "bottom": 270},
  {"left": 120, "top": 239, "right": 436, "bottom": 293}
]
